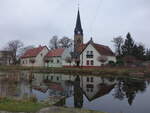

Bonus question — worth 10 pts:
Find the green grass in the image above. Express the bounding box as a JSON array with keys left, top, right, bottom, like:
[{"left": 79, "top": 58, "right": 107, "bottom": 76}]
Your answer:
[
  {"left": 39, "top": 106, "right": 107, "bottom": 113},
  {"left": 0, "top": 98, "right": 48, "bottom": 112},
  {"left": 0, "top": 65, "right": 150, "bottom": 78}
]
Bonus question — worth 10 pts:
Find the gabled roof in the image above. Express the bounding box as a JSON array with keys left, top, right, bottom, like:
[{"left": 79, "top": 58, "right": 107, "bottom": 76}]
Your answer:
[
  {"left": 93, "top": 43, "right": 115, "bottom": 56},
  {"left": 77, "top": 40, "right": 115, "bottom": 56},
  {"left": 21, "top": 46, "right": 47, "bottom": 58},
  {"left": 45, "top": 48, "right": 65, "bottom": 57},
  {"left": 84, "top": 83, "right": 115, "bottom": 101}
]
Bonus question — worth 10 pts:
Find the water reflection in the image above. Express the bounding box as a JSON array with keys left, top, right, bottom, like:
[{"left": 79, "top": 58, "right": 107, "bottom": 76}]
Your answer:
[
  {"left": 113, "top": 77, "right": 147, "bottom": 105},
  {"left": 74, "top": 75, "right": 83, "bottom": 108},
  {"left": 0, "top": 71, "right": 149, "bottom": 113}
]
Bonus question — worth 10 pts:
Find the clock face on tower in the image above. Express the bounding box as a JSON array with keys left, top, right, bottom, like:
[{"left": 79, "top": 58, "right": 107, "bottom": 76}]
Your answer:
[{"left": 77, "top": 31, "right": 81, "bottom": 34}]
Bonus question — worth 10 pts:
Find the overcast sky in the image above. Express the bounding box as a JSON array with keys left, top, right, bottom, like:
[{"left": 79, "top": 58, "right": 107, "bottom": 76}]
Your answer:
[{"left": 0, "top": 0, "right": 150, "bottom": 50}]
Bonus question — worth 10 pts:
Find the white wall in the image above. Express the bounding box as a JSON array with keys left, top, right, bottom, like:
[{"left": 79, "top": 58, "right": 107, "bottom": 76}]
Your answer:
[
  {"left": 79, "top": 44, "right": 116, "bottom": 66},
  {"left": 47, "top": 57, "right": 62, "bottom": 67},
  {"left": 21, "top": 47, "right": 49, "bottom": 67}
]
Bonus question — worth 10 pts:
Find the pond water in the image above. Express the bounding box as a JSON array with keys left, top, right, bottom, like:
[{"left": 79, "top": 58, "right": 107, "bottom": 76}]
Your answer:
[{"left": 0, "top": 71, "right": 150, "bottom": 113}]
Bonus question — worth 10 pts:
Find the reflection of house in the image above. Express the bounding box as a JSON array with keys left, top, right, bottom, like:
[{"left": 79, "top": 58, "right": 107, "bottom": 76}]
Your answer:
[
  {"left": 20, "top": 46, "right": 49, "bottom": 67},
  {"left": 0, "top": 73, "right": 20, "bottom": 97},
  {"left": 73, "top": 10, "right": 116, "bottom": 66},
  {"left": 80, "top": 76, "right": 116, "bottom": 101},
  {"left": 0, "top": 51, "right": 13, "bottom": 65},
  {"left": 44, "top": 48, "right": 72, "bottom": 67},
  {"left": 30, "top": 73, "right": 74, "bottom": 97},
  {"left": 45, "top": 74, "right": 74, "bottom": 97}
]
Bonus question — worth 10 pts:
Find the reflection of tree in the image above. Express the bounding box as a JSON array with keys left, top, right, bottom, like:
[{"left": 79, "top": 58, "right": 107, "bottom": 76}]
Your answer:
[
  {"left": 113, "top": 77, "right": 147, "bottom": 106},
  {"left": 74, "top": 75, "right": 83, "bottom": 108},
  {"left": 113, "top": 80, "right": 125, "bottom": 100}
]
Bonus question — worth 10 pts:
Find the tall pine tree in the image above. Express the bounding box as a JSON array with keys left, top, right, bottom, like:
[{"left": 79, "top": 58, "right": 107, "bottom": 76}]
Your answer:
[{"left": 122, "top": 33, "right": 135, "bottom": 56}]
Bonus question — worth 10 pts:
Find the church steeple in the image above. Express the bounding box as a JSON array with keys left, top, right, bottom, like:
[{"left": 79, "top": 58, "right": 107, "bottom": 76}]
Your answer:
[
  {"left": 74, "top": 9, "right": 83, "bottom": 53},
  {"left": 74, "top": 10, "right": 83, "bottom": 35}
]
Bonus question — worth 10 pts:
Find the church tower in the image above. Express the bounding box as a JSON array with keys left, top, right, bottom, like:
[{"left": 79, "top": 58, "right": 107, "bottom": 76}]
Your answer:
[{"left": 74, "top": 10, "right": 83, "bottom": 52}]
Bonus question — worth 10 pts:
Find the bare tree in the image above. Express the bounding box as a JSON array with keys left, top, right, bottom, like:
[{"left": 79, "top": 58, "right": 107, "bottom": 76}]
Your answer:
[
  {"left": 5, "top": 40, "right": 23, "bottom": 64},
  {"left": 59, "top": 36, "right": 73, "bottom": 48},
  {"left": 97, "top": 56, "right": 108, "bottom": 66},
  {"left": 112, "top": 36, "right": 124, "bottom": 56},
  {"left": 65, "top": 57, "right": 73, "bottom": 66},
  {"left": 49, "top": 35, "right": 59, "bottom": 50},
  {"left": 18, "top": 45, "right": 35, "bottom": 57}
]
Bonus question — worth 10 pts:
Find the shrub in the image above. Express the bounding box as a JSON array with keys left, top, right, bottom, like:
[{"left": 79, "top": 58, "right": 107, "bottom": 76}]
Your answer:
[
  {"left": 28, "top": 95, "right": 37, "bottom": 103},
  {"left": 116, "top": 59, "right": 124, "bottom": 66},
  {"left": 108, "top": 61, "right": 116, "bottom": 66}
]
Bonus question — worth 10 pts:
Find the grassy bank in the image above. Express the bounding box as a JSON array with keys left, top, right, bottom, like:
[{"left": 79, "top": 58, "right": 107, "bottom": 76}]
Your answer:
[
  {"left": 0, "top": 97, "right": 48, "bottom": 112},
  {"left": 0, "top": 97, "right": 106, "bottom": 113},
  {"left": 38, "top": 106, "right": 107, "bottom": 113},
  {"left": 0, "top": 66, "right": 150, "bottom": 77}
]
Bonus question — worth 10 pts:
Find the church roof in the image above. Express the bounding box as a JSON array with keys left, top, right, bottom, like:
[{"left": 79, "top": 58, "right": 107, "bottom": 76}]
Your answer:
[
  {"left": 77, "top": 40, "right": 115, "bottom": 56},
  {"left": 74, "top": 10, "right": 83, "bottom": 35}
]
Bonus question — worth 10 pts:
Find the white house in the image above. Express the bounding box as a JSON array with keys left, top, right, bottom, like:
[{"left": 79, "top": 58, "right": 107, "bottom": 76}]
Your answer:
[
  {"left": 20, "top": 46, "right": 49, "bottom": 67},
  {"left": 77, "top": 39, "right": 116, "bottom": 67},
  {"left": 44, "top": 48, "right": 73, "bottom": 67}
]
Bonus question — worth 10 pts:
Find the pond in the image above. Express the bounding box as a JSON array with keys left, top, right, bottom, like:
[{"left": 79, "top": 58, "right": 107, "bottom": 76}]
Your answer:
[{"left": 0, "top": 71, "right": 150, "bottom": 113}]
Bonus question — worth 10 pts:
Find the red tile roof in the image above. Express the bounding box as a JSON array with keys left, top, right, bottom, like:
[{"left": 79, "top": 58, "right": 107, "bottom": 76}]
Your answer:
[
  {"left": 93, "top": 43, "right": 115, "bottom": 56},
  {"left": 21, "top": 46, "right": 46, "bottom": 58},
  {"left": 46, "top": 48, "right": 65, "bottom": 57},
  {"left": 77, "top": 42, "right": 115, "bottom": 56}
]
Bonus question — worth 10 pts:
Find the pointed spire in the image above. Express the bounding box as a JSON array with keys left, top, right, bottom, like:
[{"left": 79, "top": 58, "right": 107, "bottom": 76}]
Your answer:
[{"left": 74, "top": 9, "right": 83, "bottom": 35}]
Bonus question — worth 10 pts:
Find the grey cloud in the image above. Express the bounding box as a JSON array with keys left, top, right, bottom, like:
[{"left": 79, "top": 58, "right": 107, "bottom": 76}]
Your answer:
[{"left": 0, "top": 0, "right": 150, "bottom": 50}]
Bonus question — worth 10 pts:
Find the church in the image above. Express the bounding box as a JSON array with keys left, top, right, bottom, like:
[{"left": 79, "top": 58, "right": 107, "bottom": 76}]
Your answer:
[{"left": 73, "top": 10, "right": 116, "bottom": 67}]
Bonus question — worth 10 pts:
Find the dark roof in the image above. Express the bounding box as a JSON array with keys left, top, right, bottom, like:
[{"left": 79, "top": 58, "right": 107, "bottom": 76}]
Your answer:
[
  {"left": 21, "top": 46, "right": 47, "bottom": 58},
  {"left": 45, "top": 48, "right": 65, "bottom": 57},
  {"left": 77, "top": 40, "right": 115, "bottom": 56}
]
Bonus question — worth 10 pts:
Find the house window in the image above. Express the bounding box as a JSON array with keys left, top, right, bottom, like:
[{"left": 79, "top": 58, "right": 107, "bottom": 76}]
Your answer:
[
  {"left": 91, "top": 77, "right": 93, "bottom": 82},
  {"left": 57, "top": 60, "right": 59, "bottom": 63},
  {"left": 50, "top": 60, "right": 53, "bottom": 63},
  {"left": 86, "top": 60, "right": 89, "bottom": 65},
  {"left": 90, "top": 51, "right": 93, "bottom": 55},
  {"left": 22, "top": 61, "right": 24, "bottom": 64},
  {"left": 51, "top": 76, "right": 53, "bottom": 80},
  {"left": 41, "top": 53, "right": 43, "bottom": 56},
  {"left": 57, "top": 76, "right": 59, "bottom": 80},
  {"left": 87, "top": 88, "right": 89, "bottom": 92},
  {"left": 87, "top": 51, "right": 90, "bottom": 55},
  {"left": 91, "top": 88, "right": 93, "bottom": 92},
  {"left": 91, "top": 60, "right": 94, "bottom": 65},
  {"left": 86, "top": 51, "right": 93, "bottom": 58},
  {"left": 87, "top": 77, "right": 89, "bottom": 82}
]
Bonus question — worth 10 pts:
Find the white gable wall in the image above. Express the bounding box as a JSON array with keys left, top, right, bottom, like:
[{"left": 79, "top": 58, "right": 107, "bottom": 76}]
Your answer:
[
  {"left": 61, "top": 48, "right": 75, "bottom": 66},
  {"left": 79, "top": 44, "right": 101, "bottom": 66},
  {"left": 34, "top": 47, "right": 49, "bottom": 66},
  {"left": 79, "top": 44, "right": 116, "bottom": 66},
  {"left": 21, "top": 47, "right": 49, "bottom": 67}
]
